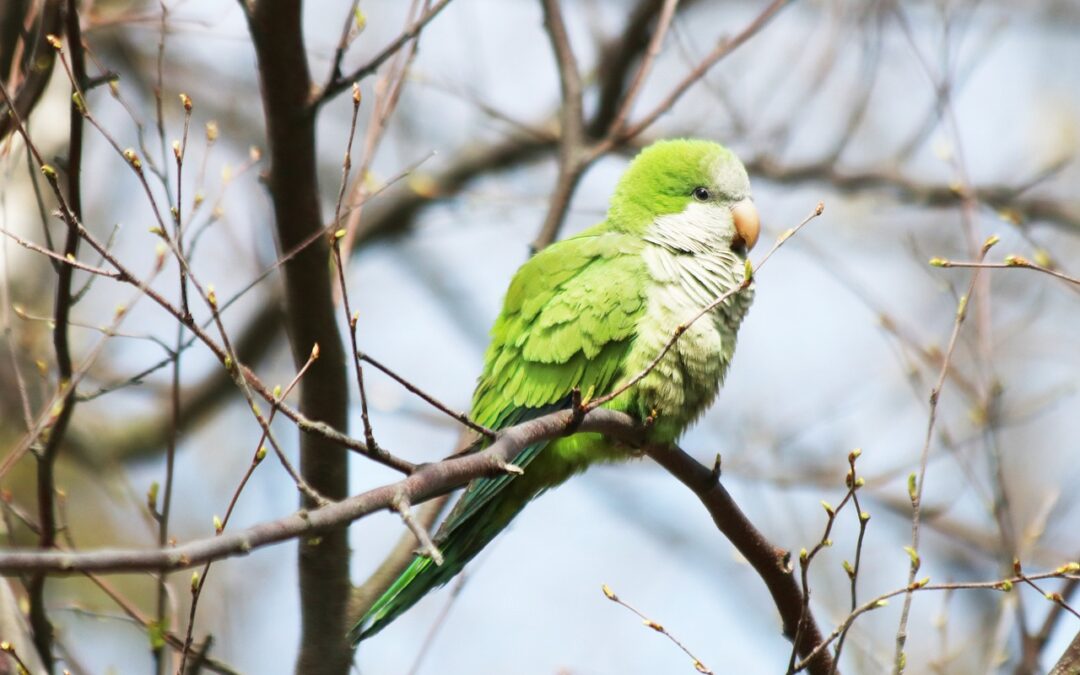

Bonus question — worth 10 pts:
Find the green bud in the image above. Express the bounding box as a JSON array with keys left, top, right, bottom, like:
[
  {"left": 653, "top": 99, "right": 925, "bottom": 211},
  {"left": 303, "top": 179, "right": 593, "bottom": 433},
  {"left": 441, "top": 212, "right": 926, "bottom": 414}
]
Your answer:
[{"left": 903, "top": 546, "right": 920, "bottom": 570}]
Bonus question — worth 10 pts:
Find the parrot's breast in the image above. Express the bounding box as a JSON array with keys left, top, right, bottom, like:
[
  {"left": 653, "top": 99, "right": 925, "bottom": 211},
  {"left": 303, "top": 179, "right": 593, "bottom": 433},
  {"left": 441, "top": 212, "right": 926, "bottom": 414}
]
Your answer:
[{"left": 625, "top": 241, "right": 752, "bottom": 441}]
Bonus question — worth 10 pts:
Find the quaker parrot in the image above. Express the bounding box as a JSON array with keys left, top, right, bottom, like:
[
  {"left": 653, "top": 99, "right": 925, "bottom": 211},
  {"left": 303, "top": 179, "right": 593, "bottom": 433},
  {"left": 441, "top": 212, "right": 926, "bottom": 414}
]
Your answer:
[{"left": 351, "top": 138, "right": 760, "bottom": 643}]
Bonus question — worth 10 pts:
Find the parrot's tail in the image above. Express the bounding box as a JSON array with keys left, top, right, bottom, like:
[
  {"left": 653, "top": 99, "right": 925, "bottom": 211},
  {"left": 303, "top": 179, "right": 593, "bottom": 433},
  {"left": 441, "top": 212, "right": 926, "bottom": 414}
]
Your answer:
[{"left": 349, "top": 465, "right": 537, "bottom": 645}]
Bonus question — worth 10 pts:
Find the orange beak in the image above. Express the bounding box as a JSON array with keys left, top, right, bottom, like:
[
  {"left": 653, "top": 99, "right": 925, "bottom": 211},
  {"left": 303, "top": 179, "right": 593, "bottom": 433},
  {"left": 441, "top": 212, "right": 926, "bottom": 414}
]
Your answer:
[{"left": 731, "top": 199, "right": 760, "bottom": 252}]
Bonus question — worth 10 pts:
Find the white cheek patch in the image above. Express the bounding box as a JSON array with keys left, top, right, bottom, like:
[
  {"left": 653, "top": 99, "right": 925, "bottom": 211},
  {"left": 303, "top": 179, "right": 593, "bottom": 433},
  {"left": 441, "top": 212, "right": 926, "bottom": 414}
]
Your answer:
[{"left": 644, "top": 201, "right": 736, "bottom": 254}]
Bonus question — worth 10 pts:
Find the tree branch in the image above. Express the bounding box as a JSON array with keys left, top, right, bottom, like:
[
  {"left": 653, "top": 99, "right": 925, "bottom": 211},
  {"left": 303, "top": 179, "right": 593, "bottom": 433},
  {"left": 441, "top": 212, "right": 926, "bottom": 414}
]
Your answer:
[
  {"left": 645, "top": 445, "right": 834, "bottom": 675},
  {"left": 247, "top": 3, "right": 352, "bottom": 673},
  {"left": 314, "top": 0, "right": 454, "bottom": 109},
  {"left": 531, "top": 0, "right": 588, "bottom": 252}
]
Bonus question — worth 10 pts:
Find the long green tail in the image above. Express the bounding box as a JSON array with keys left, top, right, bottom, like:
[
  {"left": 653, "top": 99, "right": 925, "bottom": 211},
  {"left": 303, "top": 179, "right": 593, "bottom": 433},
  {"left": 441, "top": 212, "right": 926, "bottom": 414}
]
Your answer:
[{"left": 350, "top": 443, "right": 547, "bottom": 644}]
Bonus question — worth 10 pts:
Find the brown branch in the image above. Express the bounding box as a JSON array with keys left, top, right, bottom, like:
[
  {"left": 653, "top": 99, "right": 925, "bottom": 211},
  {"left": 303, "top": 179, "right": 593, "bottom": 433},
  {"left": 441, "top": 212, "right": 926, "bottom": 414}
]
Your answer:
[
  {"left": 315, "top": 0, "right": 454, "bottom": 108},
  {"left": 0, "top": 0, "right": 61, "bottom": 143},
  {"left": 246, "top": 3, "right": 352, "bottom": 673},
  {"left": 1049, "top": 629, "right": 1080, "bottom": 675},
  {"left": 0, "top": 408, "right": 638, "bottom": 574},
  {"left": 645, "top": 444, "right": 833, "bottom": 675},
  {"left": 587, "top": 0, "right": 703, "bottom": 138},
  {"left": 603, "top": 0, "right": 680, "bottom": 139},
  {"left": 531, "top": 0, "right": 588, "bottom": 253},
  {"left": 348, "top": 495, "right": 449, "bottom": 620},
  {"left": 26, "top": 6, "right": 87, "bottom": 669},
  {"left": 747, "top": 156, "right": 1080, "bottom": 234},
  {"left": 600, "top": 0, "right": 794, "bottom": 151}
]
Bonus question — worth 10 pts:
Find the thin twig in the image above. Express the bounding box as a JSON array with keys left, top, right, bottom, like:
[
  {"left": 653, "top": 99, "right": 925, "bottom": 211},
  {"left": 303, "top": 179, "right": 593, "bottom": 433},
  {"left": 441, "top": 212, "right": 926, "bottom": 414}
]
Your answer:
[
  {"left": 392, "top": 493, "right": 443, "bottom": 566},
  {"left": 893, "top": 235, "right": 998, "bottom": 671},
  {"left": 358, "top": 350, "right": 495, "bottom": 439},
  {"left": 315, "top": 0, "right": 454, "bottom": 108},
  {"left": 602, "top": 583, "right": 714, "bottom": 674},
  {"left": 931, "top": 257, "right": 1080, "bottom": 289}
]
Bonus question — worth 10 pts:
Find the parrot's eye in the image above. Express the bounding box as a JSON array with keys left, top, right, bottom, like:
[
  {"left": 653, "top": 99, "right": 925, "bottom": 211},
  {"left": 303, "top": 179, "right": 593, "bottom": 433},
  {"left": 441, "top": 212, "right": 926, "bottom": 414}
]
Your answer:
[{"left": 692, "top": 187, "right": 711, "bottom": 202}]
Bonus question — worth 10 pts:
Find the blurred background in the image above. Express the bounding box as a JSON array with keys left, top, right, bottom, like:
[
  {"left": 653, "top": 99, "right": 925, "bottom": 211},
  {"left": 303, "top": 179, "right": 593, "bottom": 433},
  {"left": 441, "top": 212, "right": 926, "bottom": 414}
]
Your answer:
[{"left": 1, "top": 0, "right": 1079, "bottom": 673}]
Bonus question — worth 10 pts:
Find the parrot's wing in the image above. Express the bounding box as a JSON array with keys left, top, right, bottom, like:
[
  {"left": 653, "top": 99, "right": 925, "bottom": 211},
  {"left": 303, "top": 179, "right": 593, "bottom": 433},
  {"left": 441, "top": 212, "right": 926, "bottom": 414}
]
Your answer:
[{"left": 436, "top": 230, "right": 648, "bottom": 540}]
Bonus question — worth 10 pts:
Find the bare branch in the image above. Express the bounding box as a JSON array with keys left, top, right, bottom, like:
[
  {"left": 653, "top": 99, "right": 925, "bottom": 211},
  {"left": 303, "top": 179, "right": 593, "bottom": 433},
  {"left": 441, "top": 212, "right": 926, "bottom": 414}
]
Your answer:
[{"left": 315, "top": 0, "right": 454, "bottom": 108}]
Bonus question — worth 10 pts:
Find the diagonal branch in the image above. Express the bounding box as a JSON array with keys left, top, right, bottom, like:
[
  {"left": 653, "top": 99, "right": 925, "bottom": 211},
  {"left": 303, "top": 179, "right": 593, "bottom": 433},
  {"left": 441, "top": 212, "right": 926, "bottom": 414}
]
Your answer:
[{"left": 314, "top": 0, "right": 454, "bottom": 109}]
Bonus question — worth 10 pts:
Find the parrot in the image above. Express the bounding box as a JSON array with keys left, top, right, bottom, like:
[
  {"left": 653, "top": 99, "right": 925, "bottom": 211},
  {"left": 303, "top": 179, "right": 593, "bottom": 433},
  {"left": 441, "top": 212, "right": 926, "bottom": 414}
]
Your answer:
[{"left": 350, "top": 138, "right": 761, "bottom": 644}]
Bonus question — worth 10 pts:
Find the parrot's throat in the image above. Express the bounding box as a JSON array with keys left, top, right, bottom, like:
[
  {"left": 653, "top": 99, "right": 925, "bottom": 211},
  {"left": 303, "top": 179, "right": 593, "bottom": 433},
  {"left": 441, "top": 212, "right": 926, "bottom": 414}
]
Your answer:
[{"left": 625, "top": 206, "right": 753, "bottom": 440}]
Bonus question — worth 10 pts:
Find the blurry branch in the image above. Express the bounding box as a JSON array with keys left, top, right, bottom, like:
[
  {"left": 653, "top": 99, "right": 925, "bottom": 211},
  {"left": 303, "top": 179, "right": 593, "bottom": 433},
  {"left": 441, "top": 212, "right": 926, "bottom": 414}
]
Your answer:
[
  {"left": 24, "top": 6, "right": 88, "bottom": 668},
  {"left": 79, "top": 563, "right": 239, "bottom": 674},
  {"left": 1021, "top": 576, "right": 1080, "bottom": 675},
  {"left": 336, "top": 1, "right": 426, "bottom": 267},
  {"left": 247, "top": 2, "right": 352, "bottom": 672},
  {"left": 602, "top": 0, "right": 679, "bottom": 138},
  {"left": 587, "top": 0, "right": 698, "bottom": 138},
  {"left": 0, "top": 0, "right": 61, "bottom": 143},
  {"left": 747, "top": 156, "right": 1080, "bottom": 234},
  {"left": 602, "top": 583, "right": 715, "bottom": 675},
  {"left": 405, "top": 570, "right": 469, "bottom": 675},
  {"left": 794, "top": 569, "right": 1080, "bottom": 673},
  {"left": 894, "top": 235, "right": 997, "bottom": 671},
  {"left": 1050, "top": 629, "right": 1080, "bottom": 675},
  {"left": 532, "top": 0, "right": 587, "bottom": 252},
  {"left": 315, "top": 0, "right": 453, "bottom": 108},
  {"left": 597, "top": 0, "right": 792, "bottom": 151},
  {"left": 930, "top": 256, "right": 1080, "bottom": 290}
]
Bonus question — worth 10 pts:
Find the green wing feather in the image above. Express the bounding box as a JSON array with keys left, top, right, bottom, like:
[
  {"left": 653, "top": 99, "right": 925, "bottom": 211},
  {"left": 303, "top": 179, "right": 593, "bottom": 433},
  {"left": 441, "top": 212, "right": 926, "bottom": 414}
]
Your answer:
[{"left": 351, "top": 228, "right": 648, "bottom": 644}]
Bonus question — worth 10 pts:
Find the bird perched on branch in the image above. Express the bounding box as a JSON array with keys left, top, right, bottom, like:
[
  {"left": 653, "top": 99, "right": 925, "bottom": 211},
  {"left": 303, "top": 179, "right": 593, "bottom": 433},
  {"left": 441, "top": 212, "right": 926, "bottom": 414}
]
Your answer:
[{"left": 351, "top": 138, "right": 760, "bottom": 643}]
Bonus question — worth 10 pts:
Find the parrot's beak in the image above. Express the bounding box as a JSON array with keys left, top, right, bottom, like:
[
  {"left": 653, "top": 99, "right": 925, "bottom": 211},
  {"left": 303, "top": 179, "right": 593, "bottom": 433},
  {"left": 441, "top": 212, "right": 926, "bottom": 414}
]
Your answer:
[{"left": 731, "top": 199, "right": 760, "bottom": 252}]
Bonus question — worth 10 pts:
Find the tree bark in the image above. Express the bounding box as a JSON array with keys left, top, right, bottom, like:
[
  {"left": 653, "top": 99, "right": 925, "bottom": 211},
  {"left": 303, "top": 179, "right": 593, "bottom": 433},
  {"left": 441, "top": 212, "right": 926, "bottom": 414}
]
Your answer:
[{"left": 247, "top": 3, "right": 352, "bottom": 674}]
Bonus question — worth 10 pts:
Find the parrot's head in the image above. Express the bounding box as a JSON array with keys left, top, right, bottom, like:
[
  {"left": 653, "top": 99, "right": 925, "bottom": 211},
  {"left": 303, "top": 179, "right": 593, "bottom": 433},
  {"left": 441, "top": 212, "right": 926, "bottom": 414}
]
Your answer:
[{"left": 608, "top": 139, "right": 760, "bottom": 257}]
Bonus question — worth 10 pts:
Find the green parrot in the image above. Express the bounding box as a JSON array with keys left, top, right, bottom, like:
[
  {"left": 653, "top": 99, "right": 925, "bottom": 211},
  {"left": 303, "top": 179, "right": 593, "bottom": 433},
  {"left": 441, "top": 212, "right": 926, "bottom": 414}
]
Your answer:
[{"left": 351, "top": 138, "right": 760, "bottom": 644}]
